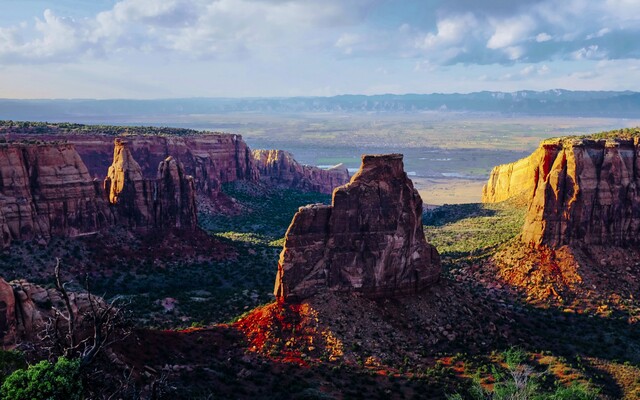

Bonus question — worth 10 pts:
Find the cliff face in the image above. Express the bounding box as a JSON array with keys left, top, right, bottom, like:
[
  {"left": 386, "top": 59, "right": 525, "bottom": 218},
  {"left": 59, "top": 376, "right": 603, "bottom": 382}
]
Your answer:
[
  {"left": 274, "top": 154, "right": 441, "bottom": 301},
  {"left": 4, "top": 133, "right": 258, "bottom": 198},
  {"left": 104, "top": 139, "right": 197, "bottom": 230},
  {"left": 60, "top": 134, "right": 257, "bottom": 197},
  {"left": 0, "top": 143, "right": 114, "bottom": 247},
  {"left": 252, "top": 149, "right": 350, "bottom": 194},
  {"left": 0, "top": 140, "right": 198, "bottom": 248},
  {"left": 484, "top": 137, "right": 640, "bottom": 247},
  {"left": 482, "top": 149, "right": 544, "bottom": 203}
]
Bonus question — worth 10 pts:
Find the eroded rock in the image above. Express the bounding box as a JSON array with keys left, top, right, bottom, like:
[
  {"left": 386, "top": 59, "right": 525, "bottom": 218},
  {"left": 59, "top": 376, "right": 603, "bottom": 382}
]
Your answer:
[
  {"left": 0, "top": 143, "right": 114, "bottom": 247},
  {"left": 252, "top": 149, "right": 349, "bottom": 194},
  {"left": 485, "top": 137, "right": 640, "bottom": 247},
  {"left": 274, "top": 153, "right": 440, "bottom": 301},
  {"left": 104, "top": 139, "right": 197, "bottom": 230}
]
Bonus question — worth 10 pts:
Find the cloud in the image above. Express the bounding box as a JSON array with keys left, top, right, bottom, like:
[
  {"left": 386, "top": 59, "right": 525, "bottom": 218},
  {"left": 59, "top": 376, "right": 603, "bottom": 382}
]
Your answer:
[
  {"left": 1, "top": 0, "right": 640, "bottom": 69},
  {"left": 0, "top": 0, "right": 377, "bottom": 63},
  {"left": 498, "top": 63, "right": 551, "bottom": 80},
  {"left": 535, "top": 32, "right": 552, "bottom": 42}
]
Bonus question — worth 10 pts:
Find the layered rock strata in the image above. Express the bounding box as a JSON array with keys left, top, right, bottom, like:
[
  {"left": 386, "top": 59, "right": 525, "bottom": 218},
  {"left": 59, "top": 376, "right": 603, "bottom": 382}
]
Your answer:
[
  {"left": 274, "top": 153, "right": 441, "bottom": 301},
  {"left": 0, "top": 277, "right": 109, "bottom": 346},
  {"left": 0, "top": 140, "right": 198, "bottom": 247},
  {"left": 4, "top": 133, "right": 259, "bottom": 198},
  {"left": 252, "top": 149, "right": 350, "bottom": 194},
  {"left": 104, "top": 139, "right": 197, "bottom": 230},
  {"left": 0, "top": 143, "right": 114, "bottom": 247},
  {"left": 484, "top": 137, "right": 640, "bottom": 247},
  {"left": 482, "top": 149, "right": 543, "bottom": 203}
]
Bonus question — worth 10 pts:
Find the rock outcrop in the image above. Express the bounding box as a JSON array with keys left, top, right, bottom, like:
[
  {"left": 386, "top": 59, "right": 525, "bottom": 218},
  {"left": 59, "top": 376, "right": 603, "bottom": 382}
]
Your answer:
[
  {"left": 104, "top": 139, "right": 197, "bottom": 230},
  {"left": 3, "top": 133, "right": 260, "bottom": 199},
  {"left": 252, "top": 149, "right": 350, "bottom": 194},
  {"left": 0, "top": 276, "right": 110, "bottom": 347},
  {"left": 482, "top": 149, "right": 543, "bottom": 203},
  {"left": 274, "top": 154, "right": 440, "bottom": 301},
  {"left": 485, "top": 137, "right": 640, "bottom": 247},
  {"left": 0, "top": 278, "right": 17, "bottom": 344},
  {"left": 0, "top": 139, "right": 198, "bottom": 248},
  {"left": 0, "top": 143, "right": 114, "bottom": 247}
]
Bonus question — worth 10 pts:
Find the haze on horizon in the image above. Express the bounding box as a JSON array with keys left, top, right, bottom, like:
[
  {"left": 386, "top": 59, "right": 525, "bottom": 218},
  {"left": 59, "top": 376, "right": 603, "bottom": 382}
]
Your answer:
[{"left": 1, "top": 0, "right": 640, "bottom": 99}]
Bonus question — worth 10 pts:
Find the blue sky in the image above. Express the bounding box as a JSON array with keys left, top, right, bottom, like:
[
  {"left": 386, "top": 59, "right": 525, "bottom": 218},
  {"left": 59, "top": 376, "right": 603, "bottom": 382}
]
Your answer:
[{"left": 1, "top": 0, "right": 640, "bottom": 98}]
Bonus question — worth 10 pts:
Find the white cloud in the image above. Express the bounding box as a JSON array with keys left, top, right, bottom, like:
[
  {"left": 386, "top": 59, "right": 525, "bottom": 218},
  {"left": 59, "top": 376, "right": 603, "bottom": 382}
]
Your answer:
[
  {"left": 0, "top": 0, "right": 377, "bottom": 63},
  {"left": 585, "top": 28, "right": 610, "bottom": 40},
  {"left": 486, "top": 15, "right": 535, "bottom": 50},
  {"left": 573, "top": 45, "right": 604, "bottom": 60},
  {"left": 535, "top": 32, "right": 552, "bottom": 42},
  {"left": 335, "top": 33, "right": 362, "bottom": 55},
  {"left": 416, "top": 13, "right": 477, "bottom": 50}
]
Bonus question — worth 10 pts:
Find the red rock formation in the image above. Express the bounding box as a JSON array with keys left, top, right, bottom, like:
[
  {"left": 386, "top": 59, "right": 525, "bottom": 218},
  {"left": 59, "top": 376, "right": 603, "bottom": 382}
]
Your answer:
[
  {"left": 3, "top": 133, "right": 259, "bottom": 198},
  {"left": 0, "top": 143, "right": 114, "bottom": 247},
  {"left": 274, "top": 154, "right": 440, "bottom": 301},
  {"left": 485, "top": 137, "right": 640, "bottom": 247},
  {"left": 482, "top": 148, "right": 544, "bottom": 203},
  {"left": 155, "top": 156, "right": 198, "bottom": 230},
  {"left": 104, "top": 139, "right": 197, "bottom": 230},
  {"left": 0, "top": 277, "right": 111, "bottom": 347},
  {"left": 252, "top": 149, "right": 350, "bottom": 194},
  {"left": 0, "top": 139, "right": 198, "bottom": 248},
  {"left": 0, "top": 278, "right": 17, "bottom": 345}
]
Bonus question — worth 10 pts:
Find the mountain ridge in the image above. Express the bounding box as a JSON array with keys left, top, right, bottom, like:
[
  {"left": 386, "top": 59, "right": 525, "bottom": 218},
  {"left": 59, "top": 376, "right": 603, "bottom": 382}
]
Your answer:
[{"left": 1, "top": 90, "right": 639, "bottom": 119}]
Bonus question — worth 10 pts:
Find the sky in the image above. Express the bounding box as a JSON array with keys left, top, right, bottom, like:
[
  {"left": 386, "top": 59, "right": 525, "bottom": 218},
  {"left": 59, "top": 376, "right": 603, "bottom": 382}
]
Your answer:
[{"left": 1, "top": 0, "right": 640, "bottom": 99}]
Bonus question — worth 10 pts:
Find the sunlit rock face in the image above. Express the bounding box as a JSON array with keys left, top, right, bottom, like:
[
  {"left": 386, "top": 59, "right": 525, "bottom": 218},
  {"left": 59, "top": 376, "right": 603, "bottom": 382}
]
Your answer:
[
  {"left": 104, "top": 139, "right": 197, "bottom": 230},
  {"left": 252, "top": 149, "right": 350, "bottom": 194},
  {"left": 484, "top": 137, "right": 640, "bottom": 247},
  {"left": 274, "top": 153, "right": 441, "bottom": 301},
  {"left": 3, "top": 131, "right": 259, "bottom": 201}
]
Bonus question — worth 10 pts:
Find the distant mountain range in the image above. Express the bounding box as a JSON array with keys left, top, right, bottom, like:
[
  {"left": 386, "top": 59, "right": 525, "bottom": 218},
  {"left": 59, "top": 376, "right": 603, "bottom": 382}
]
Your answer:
[{"left": 1, "top": 90, "right": 639, "bottom": 120}]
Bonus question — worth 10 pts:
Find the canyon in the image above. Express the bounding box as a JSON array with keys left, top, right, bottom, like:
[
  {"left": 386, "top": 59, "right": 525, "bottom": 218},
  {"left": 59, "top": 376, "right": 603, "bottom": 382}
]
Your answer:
[
  {"left": 0, "top": 139, "right": 199, "bottom": 247},
  {"left": 0, "top": 123, "right": 348, "bottom": 247}
]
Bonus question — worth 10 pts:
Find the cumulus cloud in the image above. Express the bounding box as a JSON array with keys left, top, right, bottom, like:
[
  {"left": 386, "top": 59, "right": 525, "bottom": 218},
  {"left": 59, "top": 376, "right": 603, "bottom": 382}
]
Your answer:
[
  {"left": 1, "top": 0, "right": 640, "bottom": 68},
  {"left": 0, "top": 0, "right": 376, "bottom": 63}
]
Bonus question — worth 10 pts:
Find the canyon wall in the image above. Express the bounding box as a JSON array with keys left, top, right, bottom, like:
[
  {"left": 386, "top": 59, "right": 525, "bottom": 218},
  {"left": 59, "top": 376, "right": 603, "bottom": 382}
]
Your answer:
[
  {"left": 5, "top": 129, "right": 348, "bottom": 198},
  {"left": 482, "top": 148, "right": 544, "bottom": 203},
  {"left": 0, "top": 140, "right": 198, "bottom": 247},
  {"left": 0, "top": 143, "right": 114, "bottom": 247},
  {"left": 274, "top": 154, "right": 441, "bottom": 301},
  {"left": 3, "top": 133, "right": 259, "bottom": 198},
  {"left": 484, "top": 137, "right": 640, "bottom": 247},
  {"left": 252, "top": 149, "right": 350, "bottom": 194}
]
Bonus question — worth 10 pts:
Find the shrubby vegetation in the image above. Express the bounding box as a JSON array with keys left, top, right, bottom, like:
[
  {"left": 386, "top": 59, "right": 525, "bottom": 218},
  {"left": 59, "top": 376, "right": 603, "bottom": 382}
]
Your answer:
[
  {"left": 565, "top": 126, "right": 640, "bottom": 140},
  {"left": 448, "top": 348, "right": 599, "bottom": 400},
  {"left": 0, "top": 120, "right": 210, "bottom": 136},
  {"left": 0, "top": 357, "right": 83, "bottom": 400},
  {"left": 423, "top": 201, "right": 525, "bottom": 260}
]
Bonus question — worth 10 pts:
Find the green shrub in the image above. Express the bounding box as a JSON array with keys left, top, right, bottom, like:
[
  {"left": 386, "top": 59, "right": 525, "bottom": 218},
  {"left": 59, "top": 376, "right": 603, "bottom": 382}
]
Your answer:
[
  {"left": 0, "top": 350, "right": 26, "bottom": 381},
  {"left": 0, "top": 357, "right": 83, "bottom": 400}
]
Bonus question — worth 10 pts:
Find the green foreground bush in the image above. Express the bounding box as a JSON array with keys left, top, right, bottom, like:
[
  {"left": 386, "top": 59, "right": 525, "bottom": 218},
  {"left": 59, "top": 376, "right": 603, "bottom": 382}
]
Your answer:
[{"left": 0, "top": 357, "right": 83, "bottom": 400}]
